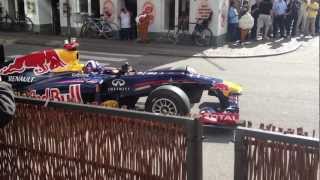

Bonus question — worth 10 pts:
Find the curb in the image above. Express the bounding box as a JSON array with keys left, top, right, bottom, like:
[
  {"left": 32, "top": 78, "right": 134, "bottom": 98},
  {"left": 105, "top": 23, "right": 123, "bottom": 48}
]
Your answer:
[
  {"left": 1, "top": 37, "right": 302, "bottom": 59},
  {"left": 149, "top": 43, "right": 302, "bottom": 58}
]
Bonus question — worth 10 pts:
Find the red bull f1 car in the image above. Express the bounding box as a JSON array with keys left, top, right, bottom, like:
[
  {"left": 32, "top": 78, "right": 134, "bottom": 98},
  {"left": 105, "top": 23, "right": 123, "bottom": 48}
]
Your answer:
[{"left": 0, "top": 41, "right": 242, "bottom": 125}]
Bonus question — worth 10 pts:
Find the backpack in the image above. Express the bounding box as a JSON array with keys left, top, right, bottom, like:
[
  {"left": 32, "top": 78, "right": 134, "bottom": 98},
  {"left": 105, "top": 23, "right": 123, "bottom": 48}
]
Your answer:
[{"left": 290, "top": 0, "right": 301, "bottom": 14}]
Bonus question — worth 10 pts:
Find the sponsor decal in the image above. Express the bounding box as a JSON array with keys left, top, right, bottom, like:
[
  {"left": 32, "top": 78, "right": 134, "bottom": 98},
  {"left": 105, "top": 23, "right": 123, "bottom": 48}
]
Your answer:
[
  {"left": 200, "top": 112, "right": 239, "bottom": 125},
  {"left": 28, "top": 84, "right": 83, "bottom": 103},
  {"left": 71, "top": 73, "right": 89, "bottom": 78},
  {"left": 108, "top": 79, "right": 130, "bottom": 92},
  {"left": 0, "top": 50, "right": 66, "bottom": 76},
  {"left": 8, "top": 75, "right": 35, "bottom": 83},
  {"left": 111, "top": 79, "right": 125, "bottom": 87}
]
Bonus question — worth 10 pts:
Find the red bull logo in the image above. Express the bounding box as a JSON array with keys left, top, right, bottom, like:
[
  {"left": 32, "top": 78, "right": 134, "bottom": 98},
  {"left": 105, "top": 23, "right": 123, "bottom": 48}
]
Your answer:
[
  {"left": 0, "top": 49, "right": 66, "bottom": 75},
  {"left": 28, "top": 84, "right": 83, "bottom": 103}
]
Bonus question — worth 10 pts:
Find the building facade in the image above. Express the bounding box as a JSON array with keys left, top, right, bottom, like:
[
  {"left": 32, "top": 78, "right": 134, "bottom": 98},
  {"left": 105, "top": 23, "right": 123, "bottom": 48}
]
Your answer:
[{"left": 0, "top": 0, "right": 247, "bottom": 45}]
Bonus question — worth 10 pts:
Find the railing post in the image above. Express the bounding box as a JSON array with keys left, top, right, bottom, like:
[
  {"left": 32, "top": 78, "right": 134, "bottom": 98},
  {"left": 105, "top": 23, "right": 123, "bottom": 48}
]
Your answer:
[
  {"left": 187, "top": 119, "right": 203, "bottom": 180},
  {"left": 234, "top": 129, "right": 246, "bottom": 180}
]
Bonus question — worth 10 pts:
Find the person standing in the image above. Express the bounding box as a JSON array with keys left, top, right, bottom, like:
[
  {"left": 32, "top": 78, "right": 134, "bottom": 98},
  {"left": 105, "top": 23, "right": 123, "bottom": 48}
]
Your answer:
[
  {"left": 119, "top": 8, "right": 131, "bottom": 40},
  {"left": 137, "top": 11, "right": 152, "bottom": 43},
  {"left": 305, "top": 0, "right": 319, "bottom": 36},
  {"left": 239, "top": 1, "right": 254, "bottom": 44},
  {"left": 228, "top": 2, "right": 239, "bottom": 42},
  {"left": 296, "top": 0, "right": 309, "bottom": 35},
  {"left": 257, "top": 0, "right": 273, "bottom": 40},
  {"left": 286, "top": 0, "right": 302, "bottom": 37},
  {"left": 272, "top": 0, "right": 287, "bottom": 38},
  {"left": 316, "top": 6, "right": 320, "bottom": 33},
  {"left": 250, "top": 2, "right": 260, "bottom": 39}
]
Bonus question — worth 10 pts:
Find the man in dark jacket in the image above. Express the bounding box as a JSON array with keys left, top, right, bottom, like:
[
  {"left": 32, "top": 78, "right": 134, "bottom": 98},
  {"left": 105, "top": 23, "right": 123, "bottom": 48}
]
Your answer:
[
  {"left": 0, "top": 81, "right": 15, "bottom": 128},
  {"left": 286, "top": 0, "right": 302, "bottom": 37}
]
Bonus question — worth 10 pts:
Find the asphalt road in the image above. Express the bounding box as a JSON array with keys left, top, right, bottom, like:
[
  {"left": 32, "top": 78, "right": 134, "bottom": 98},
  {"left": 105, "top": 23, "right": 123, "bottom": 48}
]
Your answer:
[
  {"left": 156, "top": 37, "right": 319, "bottom": 137},
  {"left": 2, "top": 37, "right": 319, "bottom": 180},
  {"left": 3, "top": 44, "right": 184, "bottom": 71},
  {"left": 4, "top": 38, "right": 319, "bottom": 135}
]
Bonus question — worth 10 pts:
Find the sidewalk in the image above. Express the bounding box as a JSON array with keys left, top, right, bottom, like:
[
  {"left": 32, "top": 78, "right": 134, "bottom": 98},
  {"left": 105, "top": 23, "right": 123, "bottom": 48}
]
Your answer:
[{"left": 0, "top": 32, "right": 302, "bottom": 58}]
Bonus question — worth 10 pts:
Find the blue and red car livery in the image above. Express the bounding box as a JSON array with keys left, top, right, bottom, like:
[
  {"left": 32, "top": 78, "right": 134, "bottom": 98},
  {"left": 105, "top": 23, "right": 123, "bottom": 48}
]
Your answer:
[{"left": 0, "top": 41, "right": 243, "bottom": 125}]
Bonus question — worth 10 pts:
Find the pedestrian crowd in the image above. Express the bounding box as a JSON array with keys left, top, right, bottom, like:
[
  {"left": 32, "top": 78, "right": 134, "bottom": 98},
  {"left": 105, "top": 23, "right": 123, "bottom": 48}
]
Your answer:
[
  {"left": 228, "top": 0, "right": 320, "bottom": 44},
  {"left": 118, "top": 7, "right": 153, "bottom": 43}
]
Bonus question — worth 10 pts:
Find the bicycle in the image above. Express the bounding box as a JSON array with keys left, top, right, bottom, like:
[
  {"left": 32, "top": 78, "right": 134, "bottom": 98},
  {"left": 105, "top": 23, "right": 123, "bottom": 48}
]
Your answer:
[
  {"left": 0, "top": 11, "right": 14, "bottom": 31},
  {"left": 107, "top": 21, "right": 120, "bottom": 39},
  {"left": 167, "top": 19, "right": 213, "bottom": 46},
  {"left": 80, "top": 15, "right": 113, "bottom": 39},
  {"left": 13, "top": 14, "right": 33, "bottom": 32}
]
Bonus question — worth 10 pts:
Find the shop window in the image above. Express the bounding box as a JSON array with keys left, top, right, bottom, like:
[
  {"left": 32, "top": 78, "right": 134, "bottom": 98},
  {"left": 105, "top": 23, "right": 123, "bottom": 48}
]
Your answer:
[{"left": 79, "top": 0, "right": 88, "bottom": 13}]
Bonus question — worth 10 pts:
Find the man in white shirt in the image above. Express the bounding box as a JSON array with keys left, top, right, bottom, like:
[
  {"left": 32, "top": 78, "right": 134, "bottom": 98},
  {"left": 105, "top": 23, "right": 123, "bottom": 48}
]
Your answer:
[{"left": 119, "top": 8, "right": 131, "bottom": 40}]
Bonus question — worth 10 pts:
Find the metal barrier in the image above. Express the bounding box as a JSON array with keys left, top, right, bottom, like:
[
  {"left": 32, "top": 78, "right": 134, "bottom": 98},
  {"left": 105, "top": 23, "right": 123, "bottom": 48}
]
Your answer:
[
  {"left": 0, "top": 97, "right": 202, "bottom": 180},
  {"left": 234, "top": 127, "right": 320, "bottom": 180}
]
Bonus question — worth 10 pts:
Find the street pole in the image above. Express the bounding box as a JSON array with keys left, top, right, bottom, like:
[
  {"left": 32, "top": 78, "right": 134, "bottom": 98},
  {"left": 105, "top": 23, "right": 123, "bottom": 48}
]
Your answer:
[{"left": 66, "top": 0, "right": 71, "bottom": 42}]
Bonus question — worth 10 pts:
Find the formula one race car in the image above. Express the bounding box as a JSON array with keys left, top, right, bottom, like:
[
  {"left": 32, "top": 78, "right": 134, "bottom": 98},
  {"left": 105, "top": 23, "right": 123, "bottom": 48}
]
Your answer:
[{"left": 0, "top": 40, "right": 242, "bottom": 125}]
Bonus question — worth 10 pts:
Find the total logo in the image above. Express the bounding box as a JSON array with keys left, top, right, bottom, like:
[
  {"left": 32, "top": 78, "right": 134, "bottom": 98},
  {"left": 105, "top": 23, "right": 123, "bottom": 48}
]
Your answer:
[
  {"left": 28, "top": 84, "right": 83, "bottom": 103},
  {"left": 200, "top": 112, "right": 239, "bottom": 125}
]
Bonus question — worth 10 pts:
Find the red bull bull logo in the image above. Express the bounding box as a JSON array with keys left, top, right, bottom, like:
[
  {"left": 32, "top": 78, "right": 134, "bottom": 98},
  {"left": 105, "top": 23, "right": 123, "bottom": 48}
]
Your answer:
[
  {"left": 0, "top": 49, "right": 66, "bottom": 75},
  {"left": 28, "top": 84, "right": 83, "bottom": 103}
]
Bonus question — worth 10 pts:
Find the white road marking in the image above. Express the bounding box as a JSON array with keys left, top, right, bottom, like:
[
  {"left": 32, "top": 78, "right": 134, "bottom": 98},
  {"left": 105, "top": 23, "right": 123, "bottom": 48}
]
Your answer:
[
  {"left": 80, "top": 55, "right": 126, "bottom": 62},
  {"left": 80, "top": 50, "right": 142, "bottom": 58}
]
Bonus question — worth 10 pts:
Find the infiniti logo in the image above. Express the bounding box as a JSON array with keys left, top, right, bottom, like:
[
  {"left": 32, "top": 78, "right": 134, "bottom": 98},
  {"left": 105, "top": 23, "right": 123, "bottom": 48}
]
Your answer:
[{"left": 112, "top": 79, "right": 126, "bottom": 87}]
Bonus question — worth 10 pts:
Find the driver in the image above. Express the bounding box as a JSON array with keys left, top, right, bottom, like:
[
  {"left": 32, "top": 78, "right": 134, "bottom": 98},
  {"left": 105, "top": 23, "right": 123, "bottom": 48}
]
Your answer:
[{"left": 84, "top": 60, "right": 102, "bottom": 74}]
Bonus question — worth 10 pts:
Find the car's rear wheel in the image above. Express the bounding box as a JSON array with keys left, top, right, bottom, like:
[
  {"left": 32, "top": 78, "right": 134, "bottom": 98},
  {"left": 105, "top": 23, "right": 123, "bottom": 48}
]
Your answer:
[{"left": 145, "top": 85, "right": 190, "bottom": 116}]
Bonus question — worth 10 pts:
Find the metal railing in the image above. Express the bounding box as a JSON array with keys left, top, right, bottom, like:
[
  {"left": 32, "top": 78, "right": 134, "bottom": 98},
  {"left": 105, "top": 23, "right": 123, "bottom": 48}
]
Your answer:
[
  {"left": 234, "top": 127, "right": 319, "bottom": 180},
  {"left": 0, "top": 96, "right": 203, "bottom": 180}
]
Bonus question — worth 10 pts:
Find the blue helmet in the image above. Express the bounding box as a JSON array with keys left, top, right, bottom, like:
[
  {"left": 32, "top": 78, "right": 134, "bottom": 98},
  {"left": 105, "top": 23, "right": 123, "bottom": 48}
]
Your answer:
[{"left": 84, "top": 60, "right": 101, "bottom": 73}]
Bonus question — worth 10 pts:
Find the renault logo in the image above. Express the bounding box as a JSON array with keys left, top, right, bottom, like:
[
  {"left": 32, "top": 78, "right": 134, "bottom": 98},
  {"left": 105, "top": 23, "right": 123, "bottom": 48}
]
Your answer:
[{"left": 112, "top": 79, "right": 126, "bottom": 87}]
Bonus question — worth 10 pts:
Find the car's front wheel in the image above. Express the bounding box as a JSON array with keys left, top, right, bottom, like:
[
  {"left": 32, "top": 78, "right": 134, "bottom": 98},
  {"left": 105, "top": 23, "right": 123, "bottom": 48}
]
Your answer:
[{"left": 145, "top": 85, "right": 190, "bottom": 116}]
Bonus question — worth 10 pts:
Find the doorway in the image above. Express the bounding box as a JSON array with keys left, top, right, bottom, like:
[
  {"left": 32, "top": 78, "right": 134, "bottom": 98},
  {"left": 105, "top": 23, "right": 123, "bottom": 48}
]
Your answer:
[
  {"left": 165, "top": 0, "right": 189, "bottom": 30},
  {"left": 124, "top": 0, "right": 137, "bottom": 39},
  {"left": 17, "top": 0, "right": 25, "bottom": 19},
  {"left": 91, "top": 0, "right": 100, "bottom": 17},
  {"left": 51, "top": 0, "right": 61, "bottom": 34},
  {"left": 8, "top": 0, "right": 25, "bottom": 19}
]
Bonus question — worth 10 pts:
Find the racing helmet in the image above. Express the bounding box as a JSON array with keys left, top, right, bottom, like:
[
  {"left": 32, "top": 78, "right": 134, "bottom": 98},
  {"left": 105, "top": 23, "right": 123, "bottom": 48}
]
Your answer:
[{"left": 84, "top": 60, "right": 101, "bottom": 73}]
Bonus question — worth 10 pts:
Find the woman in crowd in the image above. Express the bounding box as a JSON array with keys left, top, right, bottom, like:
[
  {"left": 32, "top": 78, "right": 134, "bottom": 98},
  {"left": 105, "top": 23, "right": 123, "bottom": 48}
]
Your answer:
[
  {"left": 239, "top": 0, "right": 254, "bottom": 44},
  {"left": 305, "top": 0, "right": 319, "bottom": 36},
  {"left": 228, "top": 1, "right": 239, "bottom": 42}
]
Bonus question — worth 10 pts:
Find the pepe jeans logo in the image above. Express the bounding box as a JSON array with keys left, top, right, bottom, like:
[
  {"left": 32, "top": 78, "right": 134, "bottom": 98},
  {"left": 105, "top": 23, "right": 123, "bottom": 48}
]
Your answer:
[{"left": 112, "top": 79, "right": 125, "bottom": 87}]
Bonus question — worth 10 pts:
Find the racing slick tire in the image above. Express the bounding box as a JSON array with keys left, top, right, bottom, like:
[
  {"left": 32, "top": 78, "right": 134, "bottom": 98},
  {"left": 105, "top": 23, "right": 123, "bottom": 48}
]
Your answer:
[{"left": 145, "top": 85, "right": 191, "bottom": 116}]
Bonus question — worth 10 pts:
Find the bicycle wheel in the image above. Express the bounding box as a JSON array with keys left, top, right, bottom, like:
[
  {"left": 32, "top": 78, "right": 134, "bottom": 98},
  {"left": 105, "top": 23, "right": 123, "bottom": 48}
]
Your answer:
[
  {"left": 167, "top": 26, "right": 180, "bottom": 44},
  {"left": 23, "top": 17, "right": 33, "bottom": 32},
  {"left": 193, "top": 28, "right": 212, "bottom": 46},
  {"left": 102, "top": 23, "right": 113, "bottom": 39},
  {"left": 80, "top": 23, "right": 89, "bottom": 37},
  {"left": 0, "top": 16, "right": 14, "bottom": 31},
  {"left": 16, "top": 17, "right": 33, "bottom": 32},
  {"left": 108, "top": 22, "right": 120, "bottom": 39},
  {"left": 83, "top": 23, "right": 100, "bottom": 38}
]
